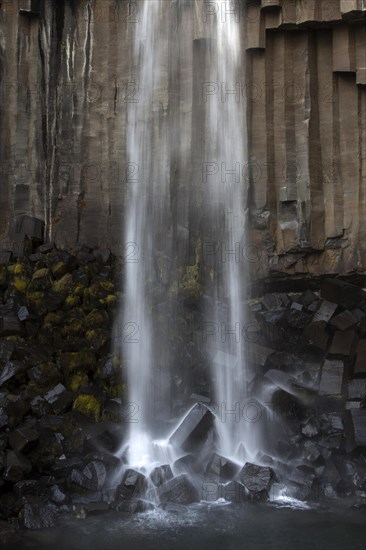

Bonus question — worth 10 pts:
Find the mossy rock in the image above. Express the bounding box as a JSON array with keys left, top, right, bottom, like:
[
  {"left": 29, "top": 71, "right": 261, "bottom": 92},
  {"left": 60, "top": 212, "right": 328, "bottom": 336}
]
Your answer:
[
  {"left": 84, "top": 280, "right": 115, "bottom": 302},
  {"left": 49, "top": 260, "right": 67, "bottom": 278},
  {"left": 27, "top": 361, "right": 61, "bottom": 390},
  {"left": 73, "top": 394, "right": 101, "bottom": 421},
  {"left": 28, "top": 267, "right": 53, "bottom": 292},
  {"left": 85, "top": 309, "right": 109, "bottom": 329},
  {"left": 85, "top": 328, "right": 110, "bottom": 353},
  {"left": 68, "top": 373, "right": 89, "bottom": 393},
  {"left": 52, "top": 273, "right": 73, "bottom": 294},
  {"left": 101, "top": 294, "right": 118, "bottom": 308},
  {"left": 64, "top": 294, "right": 81, "bottom": 308},
  {"left": 43, "top": 310, "right": 65, "bottom": 329},
  {"left": 26, "top": 291, "right": 48, "bottom": 316},
  {"left": 106, "top": 383, "right": 124, "bottom": 400},
  {"left": 59, "top": 350, "right": 97, "bottom": 372},
  {"left": 61, "top": 316, "right": 86, "bottom": 338},
  {"left": 13, "top": 260, "right": 32, "bottom": 293}
]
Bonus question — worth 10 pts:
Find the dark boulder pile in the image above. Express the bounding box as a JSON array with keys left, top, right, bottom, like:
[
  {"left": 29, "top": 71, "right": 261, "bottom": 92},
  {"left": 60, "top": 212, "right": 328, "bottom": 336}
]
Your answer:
[
  {"left": 247, "top": 281, "right": 366, "bottom": 506},
  {"left": 0, "top": 218, "right": 125, "bottom": 528}
]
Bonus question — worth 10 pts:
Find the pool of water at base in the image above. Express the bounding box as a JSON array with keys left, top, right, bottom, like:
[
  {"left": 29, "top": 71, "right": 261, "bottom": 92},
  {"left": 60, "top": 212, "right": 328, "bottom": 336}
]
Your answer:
[{"left": 5, "top": 501, "right": 366, "bottom": 550}]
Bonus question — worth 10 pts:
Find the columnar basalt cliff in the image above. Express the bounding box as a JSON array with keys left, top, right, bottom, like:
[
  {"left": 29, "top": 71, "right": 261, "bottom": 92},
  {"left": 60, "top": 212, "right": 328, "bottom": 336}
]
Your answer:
[{"left": 0, "top": 0, "right": 365, "bottom": 284}]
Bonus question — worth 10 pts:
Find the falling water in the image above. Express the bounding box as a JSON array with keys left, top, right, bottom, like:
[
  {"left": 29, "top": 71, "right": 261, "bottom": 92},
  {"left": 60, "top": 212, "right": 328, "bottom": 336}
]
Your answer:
[
  {"left": 203, "top": 7, "right": 252, "bottom": 459},
  {"left": 120, "top": 0, "right": 252, "bottom": 468},
  {"left": 121, "top": 0, "right": 173, "bottom": 468}
]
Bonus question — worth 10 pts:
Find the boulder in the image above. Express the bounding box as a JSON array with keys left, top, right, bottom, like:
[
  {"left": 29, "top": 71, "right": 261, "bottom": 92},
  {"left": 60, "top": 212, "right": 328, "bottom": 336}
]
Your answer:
[
  {"left": 329, "top": 331, "right": 357, "bottom": 356},
  {"left": 0, "top": 361, "right": 23, "bottom": 387},
  {"left": 354, "top": 340, "right": 366, "bottom": 374},
  {"left": 157, "top": 474, "right": 199, "bottom": 504},
  {"left": 321, "top": 279, "right": 366, "bottom": 311},
  {"left": 21, "top": 497, "right": 57, "bottom": 530},
  {"left": 330, "top": 310, "right": 358, "bottom": 331},
  {"left": 346, "top": 409, "right": 366, "bottom": 449},
  {"left": 114, "top": 469, "right": 147, "bottom": 502},
  {"left": 44, "top": 384, "right": 74, "bottom": 414},
  {"left": 348, "top": 379, "right": 366, "bottom": 400},
  {"left": 71, "top": 461, "right": 107, "bottom": 492},
  {"left": 173, "top": 454, "right": 203, "bottom": 476},
  {"left": 205, "top": 453, "right": 241, "bottom": 481},
  {"left": 149, "top": 464, "right": 174, "bottom": 487},
  {"left": 313, "top": 300, "right": 338, "bottom": 323},
  {"left": 238, "top": 462, "right": 275, "bottom": 499},
  {"left": 17, "top": 306, "right": 30, "bottom": 322},
  {"left": 169, "top": 403, "right": 216, "bottom": 452},
  {"left": 319, "top": 359, "right": 344, "bottom": 395}
]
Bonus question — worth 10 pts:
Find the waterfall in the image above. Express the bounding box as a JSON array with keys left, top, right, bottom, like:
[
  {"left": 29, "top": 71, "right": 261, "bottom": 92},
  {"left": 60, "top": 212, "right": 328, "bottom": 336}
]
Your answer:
[
  {"left": 121, "top": 0, "right": 173, "bottom": 468},
  {"left": 119, "top": 0, "right": 252, "bottom": 469},
  {"left": 202, "top": 4, "right": 252, "bottom": 459}
]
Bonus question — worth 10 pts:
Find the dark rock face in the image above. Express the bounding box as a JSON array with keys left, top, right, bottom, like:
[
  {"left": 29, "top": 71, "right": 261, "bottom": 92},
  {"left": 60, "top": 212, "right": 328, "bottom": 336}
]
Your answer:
[
  {"left": 205, "top": 453, "right": 241, "bottom": 482},
  {"left": 157, "top": 474, "right": 200, "bottom": 505},
  {"left": 238, "top": 463, "right": 275, "bottom": 498},
  {"left": 21, "top": 497, "right": 57, "bottom": 530},
  {"left": 169, "top": 403, "right": 216, "bottom": 452},
  {"left": 149, "top": 465, "right": 174, "bottom": 487},
  {"left": 114, "top": 470, "right": 147, "bottom": 504}
]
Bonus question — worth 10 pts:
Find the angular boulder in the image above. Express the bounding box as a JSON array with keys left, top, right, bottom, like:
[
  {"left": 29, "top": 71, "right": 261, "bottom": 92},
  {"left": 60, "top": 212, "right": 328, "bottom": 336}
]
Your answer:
[
  {"left": 149, "top": 464, "right": 174, "bottom": 487},
  {"left": 157, "top": 474, "right": 200, "bottom": 504},
  {"left": 238, "top": 462, "right": 275, "bottom": 499},
  {"left": 321, "top": 279, "right": 366, "bottom": 311},
  {"left": 173, "top": 454, "right": 203, "bottom": 476},
  {"left": 169, "top": 403, "right": 216, "bottom": 452},
  {"left": 114, "top": 469, "right": 147, "bottom": 502},
  {"left": 205, "top": 453, "right": 241, "bottom": 482}
]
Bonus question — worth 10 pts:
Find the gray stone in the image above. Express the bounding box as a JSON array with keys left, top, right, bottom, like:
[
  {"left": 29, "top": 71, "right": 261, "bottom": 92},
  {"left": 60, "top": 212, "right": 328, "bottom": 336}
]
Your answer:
[
  {"left": 114, "top": 469, "right": 147, "bottom": 502},
  {"left": 22, "top": 497, "right": 57, "bottom": 530},
  {"left": 17, "top": 306, "right": 30, "bottom": 322},
  {"left": 329, "top": 330, "right": 357, "bottom": 356},
  {"left": 149, "top": 464, "right": 174, "bottom": 487},
  {"left": 354, "top": 340, "right": 366, "bottom": 374},
  {"left": 157, "top": 474, "right": 200, "bottom": 504},
  {"left": 173, "top": 454, "right": 203, "bottom": 476},
  {"left": 348, "top": 379, "right": 366, "bottom": 400},
  {"left": 44, "top": 383, "right": 73, "bottom": 414},
  {"left": 169, "top": 403, "right": 215, "bottom": 452},
  {"left": 262, "top": 293, "right": 284, "bottom": 311},
  {"left": 313, "top": 300, "right": 338, "bottom": 323},
  {"left": 205, "top": 453, "right": 241, "bottom": 482},
  {"left": 238, "top": 462, "right": 274, "bottom": 494},
  {"left": 349, "top": 409, "right": 366, "bottom": 447},
  {"left": 319, "top": 359, "right": 344, "bottom": 395},
  {"left": 330, "top": 310, "right": 358, "bottom": 330}
]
